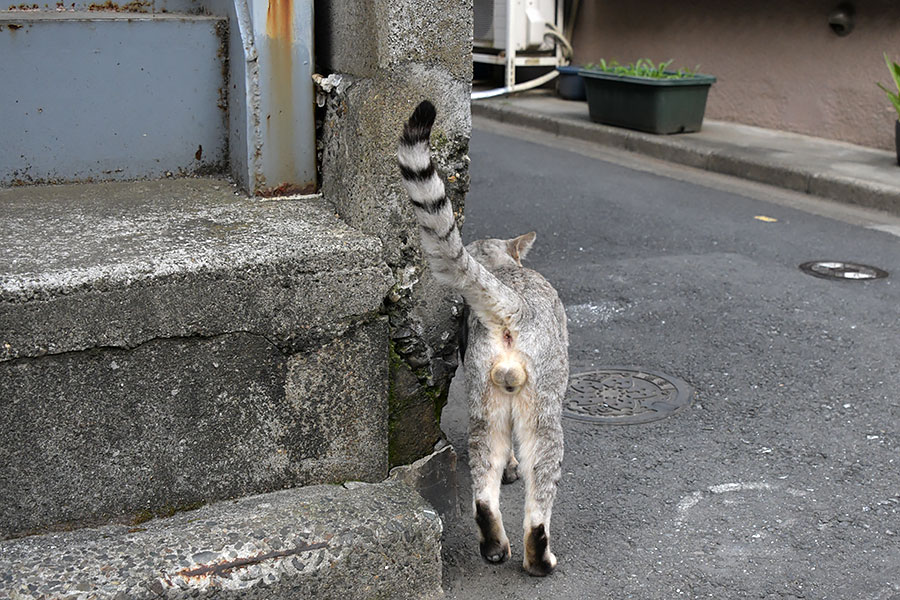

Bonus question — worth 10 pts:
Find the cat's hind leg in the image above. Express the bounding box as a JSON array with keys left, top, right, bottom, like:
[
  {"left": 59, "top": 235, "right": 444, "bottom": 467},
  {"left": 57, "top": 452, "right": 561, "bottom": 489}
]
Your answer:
[
  {"left": 502, "top": 448, "right": 519, "bottom": 484},
  {"left": 468, "top": 403, "right": 513, "bottom": 563},
  {"left": 515, "top": 405, "right": 564, "bottom": 576}
]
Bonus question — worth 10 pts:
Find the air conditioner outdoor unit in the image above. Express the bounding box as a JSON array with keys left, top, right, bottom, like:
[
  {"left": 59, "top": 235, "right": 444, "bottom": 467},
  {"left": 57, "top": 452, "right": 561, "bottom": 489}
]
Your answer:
[
  {"left": 474, "top": 0, "right": 558, "bottom": 52},
  {"left": 472, "top": 0, "right": 568, "bottom": 96}
]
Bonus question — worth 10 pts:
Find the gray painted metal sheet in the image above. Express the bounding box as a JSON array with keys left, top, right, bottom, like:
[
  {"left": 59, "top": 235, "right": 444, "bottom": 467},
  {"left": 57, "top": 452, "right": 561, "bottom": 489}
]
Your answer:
[
  {"left": 4, "top": 1, "right": 207, "bottom": 12},
  {"left": 0, "top": 13, "right": 227, "bottom": 185}
]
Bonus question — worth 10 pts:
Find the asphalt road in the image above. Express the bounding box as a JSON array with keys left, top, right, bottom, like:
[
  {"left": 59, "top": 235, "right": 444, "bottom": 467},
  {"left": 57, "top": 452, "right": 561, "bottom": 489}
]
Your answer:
[{"left": 440, "top": 118, "right": 900, "bottom": 600}]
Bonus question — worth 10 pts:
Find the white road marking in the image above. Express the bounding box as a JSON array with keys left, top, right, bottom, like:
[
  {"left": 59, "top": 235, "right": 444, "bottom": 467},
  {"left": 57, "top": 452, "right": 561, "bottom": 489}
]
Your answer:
[
  {"left": 675, "top": 482, "right": 778, "bottom": 523},
  {"left": 708, "top": 482, "right": 772, "bottom": 494},
  {"left": 565, "top": 301, "right": 630, "bottom": 326},
  {"left": 676, "top": 491, "right": 704, "bottom": 513}
]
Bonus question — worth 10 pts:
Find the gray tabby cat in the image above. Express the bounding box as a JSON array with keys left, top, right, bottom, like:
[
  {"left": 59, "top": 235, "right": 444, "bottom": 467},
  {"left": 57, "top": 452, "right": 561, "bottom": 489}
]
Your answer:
[{"left": 398, "top": 100, "right": 568, "bottom": 576}]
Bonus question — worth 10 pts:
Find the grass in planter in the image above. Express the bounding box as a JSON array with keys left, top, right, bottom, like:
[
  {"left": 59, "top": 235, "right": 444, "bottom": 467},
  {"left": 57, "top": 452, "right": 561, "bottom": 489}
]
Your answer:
[
  {"left": 877, "top": 52, "right": 900, "bottom": 119},
  {"left": 585, "top": 58, "right": 701, "bottom": 79}
]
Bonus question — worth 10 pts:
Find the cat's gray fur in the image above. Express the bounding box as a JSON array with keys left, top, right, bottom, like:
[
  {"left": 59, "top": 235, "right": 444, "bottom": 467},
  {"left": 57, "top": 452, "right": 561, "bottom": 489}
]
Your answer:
[{"left": 398, "top": 101, "right": 568, "bottom": 576}]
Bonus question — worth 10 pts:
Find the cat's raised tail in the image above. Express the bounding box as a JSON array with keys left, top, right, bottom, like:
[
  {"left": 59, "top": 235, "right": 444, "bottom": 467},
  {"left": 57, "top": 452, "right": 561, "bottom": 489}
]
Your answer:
[{"left": 398, "top": 100, "right": 521, "bottom": 329}]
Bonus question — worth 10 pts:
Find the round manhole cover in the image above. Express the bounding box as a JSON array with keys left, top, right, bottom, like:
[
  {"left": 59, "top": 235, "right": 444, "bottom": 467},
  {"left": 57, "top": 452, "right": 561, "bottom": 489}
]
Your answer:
[
  {"left": 799, "top": 261, "right": 888, "bottom": 281},
  {"left": 565, "top": 368, "right": 693, "bottom": 425}
]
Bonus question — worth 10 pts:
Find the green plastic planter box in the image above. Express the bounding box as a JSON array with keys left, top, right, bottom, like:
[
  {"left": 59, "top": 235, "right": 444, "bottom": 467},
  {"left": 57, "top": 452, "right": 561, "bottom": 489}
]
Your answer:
[
  {"left": 556, "top": 66, "right": 586, "bottom": 101},
  {"left": 579, "top": 69, "right": 716, "bottom": 134},
  {"left": 895, "top": 120, "right": 899, "bottom": 166}
]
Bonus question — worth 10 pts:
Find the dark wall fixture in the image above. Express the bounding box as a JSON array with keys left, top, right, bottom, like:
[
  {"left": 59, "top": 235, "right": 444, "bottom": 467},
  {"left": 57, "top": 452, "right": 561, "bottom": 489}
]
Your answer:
[{"left": 828, "top": 3, "right": 855, "bottom": 36}]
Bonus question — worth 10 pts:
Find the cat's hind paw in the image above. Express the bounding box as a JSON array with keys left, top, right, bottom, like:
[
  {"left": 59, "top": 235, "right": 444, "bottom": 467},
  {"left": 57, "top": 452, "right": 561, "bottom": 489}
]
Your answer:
[
  {"left": 501, "top": 462, "right": 519, "bottom": 484},
  {"left": 475, "top": 500, "right": 511, "bottom": 564},
  {"left": 523, "top": 524, "right": 557, "bottom": 576},
  {"left": 480, "top": 538, "right": 511, "bottom": 563}
]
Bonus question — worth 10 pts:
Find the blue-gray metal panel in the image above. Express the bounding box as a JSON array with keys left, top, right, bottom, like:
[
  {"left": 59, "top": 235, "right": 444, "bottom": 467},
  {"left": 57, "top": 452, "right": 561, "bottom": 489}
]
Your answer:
[
  {"left": 225, "top": 0, "right": 252, "bottom": 191},
  {"left": 226, "top": 15, "right": 250, "bottom": 191},
  {"left": 4, "top": 0, "right": 207, "bottom": 13},
  {"left": 0, "top": 13, "right": 227, "bottom": 185}
]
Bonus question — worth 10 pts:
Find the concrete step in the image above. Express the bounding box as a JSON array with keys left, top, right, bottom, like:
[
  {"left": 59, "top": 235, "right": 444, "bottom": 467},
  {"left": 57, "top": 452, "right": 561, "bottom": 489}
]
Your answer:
[
  {"left": 0, "top": 479, "right": 444, "bottom": 599},
  {"left": 0, "top": 178, "right": 395, "bottom": 538},
  {"left": 0, "top": 11, "right": 228, "bottom": 185}
]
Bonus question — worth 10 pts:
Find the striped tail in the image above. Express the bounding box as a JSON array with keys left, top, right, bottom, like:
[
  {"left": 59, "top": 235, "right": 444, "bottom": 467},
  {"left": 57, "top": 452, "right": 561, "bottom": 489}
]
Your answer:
[{"left": 398, "top": 100, "right": 521, "bottom": 329}]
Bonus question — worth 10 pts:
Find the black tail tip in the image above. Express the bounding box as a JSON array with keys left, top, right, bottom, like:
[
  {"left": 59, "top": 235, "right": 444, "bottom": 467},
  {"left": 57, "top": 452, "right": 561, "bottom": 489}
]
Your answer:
[
  {"left": 411, "top": 100, "right": 436, "bottom": 128},
  {"left": 403, "top": 100, "right": 436, "bottom": 143}
]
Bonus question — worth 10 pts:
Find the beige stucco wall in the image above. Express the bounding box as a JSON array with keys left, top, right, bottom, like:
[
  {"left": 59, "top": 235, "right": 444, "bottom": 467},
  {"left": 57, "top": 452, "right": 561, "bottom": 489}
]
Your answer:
[{"left": 572, "top": 0, "right": 900, "bottom": 150}]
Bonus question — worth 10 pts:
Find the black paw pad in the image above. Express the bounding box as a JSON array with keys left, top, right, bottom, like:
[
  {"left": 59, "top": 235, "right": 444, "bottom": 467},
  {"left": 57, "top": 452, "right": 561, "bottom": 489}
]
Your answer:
[
  {"left": 475, "top": 501, "right": 509, "bottom": 564},
  {"left": 479, "top": 539, "right": 510, "bottom": 563}
]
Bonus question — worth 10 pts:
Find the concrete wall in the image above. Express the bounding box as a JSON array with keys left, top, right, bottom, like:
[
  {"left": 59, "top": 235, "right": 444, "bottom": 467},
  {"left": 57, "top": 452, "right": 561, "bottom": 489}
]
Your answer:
[
  {"left": 316, "top": 0, "right": 473, "bottom": 465},
  {"left": 572, "top": 0, "right": 900, "bottom": 150}
]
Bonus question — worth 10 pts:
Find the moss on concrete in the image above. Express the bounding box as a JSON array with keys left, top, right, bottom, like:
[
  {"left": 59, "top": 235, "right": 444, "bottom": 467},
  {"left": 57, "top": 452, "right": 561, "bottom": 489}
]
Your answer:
[
  {"left": 431, "top": 128, "right": 449, "bottom": 153},
  {"left": 130, "top": 500, "right": 206, "bottom": 526},
  {"left": 387, "top": 340, "right": 448, "bottom": 468}
]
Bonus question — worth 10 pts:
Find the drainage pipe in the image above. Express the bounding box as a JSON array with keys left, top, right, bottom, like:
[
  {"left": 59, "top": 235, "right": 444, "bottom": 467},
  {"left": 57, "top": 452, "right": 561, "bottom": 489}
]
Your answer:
[{"left": 471, "top": 69, "right": 561, "bottom": 100}]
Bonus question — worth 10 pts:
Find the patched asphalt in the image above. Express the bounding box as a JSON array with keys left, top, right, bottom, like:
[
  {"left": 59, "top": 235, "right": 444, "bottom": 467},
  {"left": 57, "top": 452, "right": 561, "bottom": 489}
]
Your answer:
[{"left": 439, "top": 120, "right": 900, "bottom": 600}]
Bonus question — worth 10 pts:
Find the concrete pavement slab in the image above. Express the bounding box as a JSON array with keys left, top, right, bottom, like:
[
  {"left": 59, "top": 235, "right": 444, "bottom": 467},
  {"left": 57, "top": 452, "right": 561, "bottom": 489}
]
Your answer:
[{"left": 439, "top": 122, "right": 900, "bottom": 599}]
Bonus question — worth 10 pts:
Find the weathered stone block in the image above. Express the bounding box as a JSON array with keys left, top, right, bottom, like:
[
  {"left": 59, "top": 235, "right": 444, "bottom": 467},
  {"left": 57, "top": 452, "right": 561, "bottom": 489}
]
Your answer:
[
  {"left": 320, "top": 69, "right": 470, "bottom": 466},
  {"left": 0, "top": 320, "right": 390, "bottom": 539},
  {"left": 375, "top": 0, "right": 474, "bottom": 81},
  {"left": 285, "top": 319, "right": 389, "bottom": 484},
  {"left": 390, "top": 444, "right": 459, "bottom": 519},
  {"left": 0, "top": 178, "right": 395, "bottom": 538},
  {"left": 0, "top": 481, "right": 443, "bottom": 599},
  {"left": 316, "top": 0, "right": 473, "bottom": 81},
  {"left": 318, "top": 0, "right": 474, "bottom": 467},
  {"left": 321, "top": 70, "right": 470, "bottom": 267}
]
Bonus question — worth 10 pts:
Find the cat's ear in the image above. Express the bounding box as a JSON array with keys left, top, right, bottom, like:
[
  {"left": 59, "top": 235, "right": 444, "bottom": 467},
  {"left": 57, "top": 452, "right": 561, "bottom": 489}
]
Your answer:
[{"left": 507, "top": 231, "right": 536, "bottom": 265}]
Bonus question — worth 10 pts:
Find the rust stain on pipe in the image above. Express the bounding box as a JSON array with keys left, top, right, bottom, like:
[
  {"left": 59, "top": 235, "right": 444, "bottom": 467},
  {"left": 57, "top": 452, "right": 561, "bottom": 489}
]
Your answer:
[
  {"left": 256, "top": 181, "right": 316, "bottom": 197},
  {"left": 266, "top": 0, "right": 293, "bottom": 42},
  {"left": 263, "top": 0, "right": 297, "bottom": 194}
]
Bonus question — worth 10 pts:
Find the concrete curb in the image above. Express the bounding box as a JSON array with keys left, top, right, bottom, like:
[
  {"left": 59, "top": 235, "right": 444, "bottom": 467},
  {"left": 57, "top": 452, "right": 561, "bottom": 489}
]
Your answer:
[
  {"left": 0, "top": 480, "right": 443, "bottom": 600},
  {"left": 472, "top": 98, "right": 900, "bottom": 217}
]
